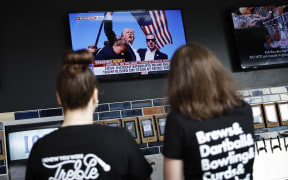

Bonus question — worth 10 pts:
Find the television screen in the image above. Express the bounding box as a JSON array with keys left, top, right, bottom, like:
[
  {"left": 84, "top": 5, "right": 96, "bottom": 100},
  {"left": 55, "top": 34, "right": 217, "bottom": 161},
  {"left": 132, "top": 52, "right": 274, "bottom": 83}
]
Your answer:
[
  {"left": 231, "top": 5, "right": 288, "bottom": 69},
  {"left": 4, "top": 121, "right": 62, "bottom": 180},
  {"left": 68, "top": 9, "right": 186, "bottom": 80}
]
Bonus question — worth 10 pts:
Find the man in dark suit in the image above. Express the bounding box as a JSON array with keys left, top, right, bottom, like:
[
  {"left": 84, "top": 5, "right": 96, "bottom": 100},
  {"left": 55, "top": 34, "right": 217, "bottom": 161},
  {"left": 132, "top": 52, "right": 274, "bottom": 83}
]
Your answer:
[
  {"left": 104, "top": 12, "right": 140, "bottom": 62},
  {"left": 94, "top": 38, "right": 128, "bottom": 60},
  {"left": 137, "top": 34, "right": 168, "bottom": 61}
]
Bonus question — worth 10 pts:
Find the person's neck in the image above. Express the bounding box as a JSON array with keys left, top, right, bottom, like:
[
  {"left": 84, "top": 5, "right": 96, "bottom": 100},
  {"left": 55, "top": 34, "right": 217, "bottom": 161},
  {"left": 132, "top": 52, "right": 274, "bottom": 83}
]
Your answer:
[
  {"left": 148, "top": 48, "right": 156, "bottom": 52},
  {"left": 62, "top": 107, "right": 94, "bottom": 127}
]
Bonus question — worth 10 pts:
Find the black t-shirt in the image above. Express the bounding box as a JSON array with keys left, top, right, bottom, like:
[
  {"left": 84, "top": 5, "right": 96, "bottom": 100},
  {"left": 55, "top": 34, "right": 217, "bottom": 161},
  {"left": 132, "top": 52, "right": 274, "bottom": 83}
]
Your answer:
[
  {"left": 163, "top": 102, "right": 255, "bottom": 180},
  {"left": 25, "top": 124, "right": 152, "bottom": 180}
]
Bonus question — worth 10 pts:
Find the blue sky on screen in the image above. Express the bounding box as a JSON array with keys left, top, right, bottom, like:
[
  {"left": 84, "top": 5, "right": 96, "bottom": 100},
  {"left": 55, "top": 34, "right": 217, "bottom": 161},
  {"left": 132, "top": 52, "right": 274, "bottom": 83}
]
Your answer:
[{"left": 68, "top": 9, "right": 186, "bottom": 59}]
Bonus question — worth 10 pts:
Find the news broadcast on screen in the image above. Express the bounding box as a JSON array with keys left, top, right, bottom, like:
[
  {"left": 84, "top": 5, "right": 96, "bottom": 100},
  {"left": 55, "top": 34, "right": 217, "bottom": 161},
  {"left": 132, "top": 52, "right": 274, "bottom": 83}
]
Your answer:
[{"left": 68, "top": 9, "right": 186, "bottom": 80}]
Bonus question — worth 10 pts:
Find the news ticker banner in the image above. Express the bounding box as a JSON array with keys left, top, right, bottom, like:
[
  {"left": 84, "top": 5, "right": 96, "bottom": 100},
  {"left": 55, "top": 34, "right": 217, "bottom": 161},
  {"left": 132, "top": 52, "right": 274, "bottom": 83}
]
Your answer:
[{"left": 91, "top": 59, "right": 171, "bottom": 76}]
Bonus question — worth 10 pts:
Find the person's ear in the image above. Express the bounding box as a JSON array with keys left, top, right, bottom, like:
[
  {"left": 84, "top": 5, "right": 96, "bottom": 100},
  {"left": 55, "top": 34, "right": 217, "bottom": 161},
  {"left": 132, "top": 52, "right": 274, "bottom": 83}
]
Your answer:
[
  {"left": 92, "top": 88, "right": 99, "bottom": 105},
  {"left": 56, "top": 92, "right": 62, "bottom": 105}
]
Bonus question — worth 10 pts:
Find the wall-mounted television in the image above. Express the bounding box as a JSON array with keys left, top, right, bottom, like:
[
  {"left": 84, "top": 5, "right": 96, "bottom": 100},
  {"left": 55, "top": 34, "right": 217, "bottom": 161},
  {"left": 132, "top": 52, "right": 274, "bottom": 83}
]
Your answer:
[
  {"left": 231, "top": 5, "right": 288, "bottom": 70},
  {"left": 4, "top": 119, "right": 62, "bottom": 180},
  {"left": 68, "top": 9, "right": 186, "bottom": 81}
]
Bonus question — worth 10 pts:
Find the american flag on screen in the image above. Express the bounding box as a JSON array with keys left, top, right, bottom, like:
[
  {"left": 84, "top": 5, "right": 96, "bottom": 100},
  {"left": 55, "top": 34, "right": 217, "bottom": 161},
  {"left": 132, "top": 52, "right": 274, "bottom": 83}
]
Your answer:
[{"left": 131, "top": 10, "right": 173, "bottom": 49}]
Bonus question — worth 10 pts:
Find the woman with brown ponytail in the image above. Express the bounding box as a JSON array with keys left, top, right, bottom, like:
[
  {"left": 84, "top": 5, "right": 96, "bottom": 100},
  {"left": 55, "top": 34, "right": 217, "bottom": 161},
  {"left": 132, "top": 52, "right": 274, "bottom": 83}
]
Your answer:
[
  {"left": 25, "top": 49, "right": 152, "bottom": 180},
  {"left": 163, "top": 43, "right": 255, "bottom": 180}
]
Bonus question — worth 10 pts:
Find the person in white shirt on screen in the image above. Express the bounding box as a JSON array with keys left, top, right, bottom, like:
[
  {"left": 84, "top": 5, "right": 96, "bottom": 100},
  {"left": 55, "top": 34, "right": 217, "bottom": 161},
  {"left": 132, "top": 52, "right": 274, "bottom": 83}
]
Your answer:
[{"left": 137, "top": 34, "right": 168, "bottom": 61}]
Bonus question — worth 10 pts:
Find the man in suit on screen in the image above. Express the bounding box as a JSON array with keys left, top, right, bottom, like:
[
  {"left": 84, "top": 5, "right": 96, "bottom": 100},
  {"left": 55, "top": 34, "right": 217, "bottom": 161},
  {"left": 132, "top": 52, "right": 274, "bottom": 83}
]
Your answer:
[{"left": 137, "top": 34, "right": 168, "bottom": 61}]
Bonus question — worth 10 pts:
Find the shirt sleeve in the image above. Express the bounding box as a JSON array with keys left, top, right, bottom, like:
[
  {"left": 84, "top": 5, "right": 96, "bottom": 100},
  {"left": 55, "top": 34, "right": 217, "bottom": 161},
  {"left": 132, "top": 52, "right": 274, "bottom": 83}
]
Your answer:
[
  {"left": 162, "top": 112, "right": 184, "bottom": 159},
  {"left": 104, "top": 14, "right": 116, "bottom": 45},
  {"left": 124, "top": 129, "right": 152, "bottom": 180}
]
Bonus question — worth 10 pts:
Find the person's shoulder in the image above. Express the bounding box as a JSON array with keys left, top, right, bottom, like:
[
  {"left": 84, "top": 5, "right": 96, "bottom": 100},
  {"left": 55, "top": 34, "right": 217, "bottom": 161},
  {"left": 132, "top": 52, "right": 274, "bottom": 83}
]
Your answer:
[
  {"left": 102, "top": 126, "right": 135, "bottom": 144},
  {"left": 167, "top": 110, "right": 189, "bottom": 123},
  {"left": 95, "top": 46, "right": 113, "bottom": 59},
  {"left": 157, "top": 50, "right": 168, "bottom": 58},
  {"left": 31, "top": 128, "right": 60, "bottom": 148},
  {"left": 234, "top": 101, "right": 252, "bottom": 112},
  {"left": 99, "top": 125, "right": 128, "bottom": 136},
  {"left": 228, "top": 101, "right": 253, "bottom": 121},
  {"left": 137, "top": 48, "right": 146, "bottom": 53},
  {"left": 101, "top": 45, "right": 113, "bottom": 52}
]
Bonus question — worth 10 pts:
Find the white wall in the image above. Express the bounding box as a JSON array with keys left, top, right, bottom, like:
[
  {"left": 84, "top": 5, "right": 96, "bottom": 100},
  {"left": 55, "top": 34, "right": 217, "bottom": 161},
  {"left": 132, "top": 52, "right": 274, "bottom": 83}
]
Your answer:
[{"left": 253, "top": 138, "right": 288, "bottom": 180}]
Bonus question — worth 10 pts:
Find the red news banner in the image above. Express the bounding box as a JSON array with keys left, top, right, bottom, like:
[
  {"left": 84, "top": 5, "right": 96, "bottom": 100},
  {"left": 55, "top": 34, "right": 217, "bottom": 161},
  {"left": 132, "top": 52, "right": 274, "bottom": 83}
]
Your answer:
[{"left": 92, "top": 59, "right": 171, "bottom": 75}]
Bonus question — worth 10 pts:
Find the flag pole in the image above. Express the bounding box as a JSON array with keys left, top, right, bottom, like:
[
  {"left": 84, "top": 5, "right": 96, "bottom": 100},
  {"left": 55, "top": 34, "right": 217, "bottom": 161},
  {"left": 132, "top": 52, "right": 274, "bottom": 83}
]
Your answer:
[{"left": 95, "top": 12, "right": 107, "bottom": 48}]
